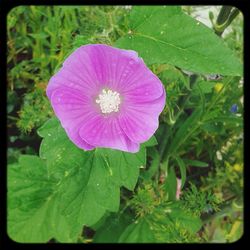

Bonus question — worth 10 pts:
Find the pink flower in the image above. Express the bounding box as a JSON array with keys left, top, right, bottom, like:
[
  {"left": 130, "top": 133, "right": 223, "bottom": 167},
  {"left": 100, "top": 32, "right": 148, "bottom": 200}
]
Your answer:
[{"left": 47, "top": 44, "right": 166, "bottom": 152}]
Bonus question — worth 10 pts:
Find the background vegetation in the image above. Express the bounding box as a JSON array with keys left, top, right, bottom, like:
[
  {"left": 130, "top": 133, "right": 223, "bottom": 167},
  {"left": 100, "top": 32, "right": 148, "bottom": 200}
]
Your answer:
[{"left": 7, "top": 6, "right": 243, "bottom": 243}]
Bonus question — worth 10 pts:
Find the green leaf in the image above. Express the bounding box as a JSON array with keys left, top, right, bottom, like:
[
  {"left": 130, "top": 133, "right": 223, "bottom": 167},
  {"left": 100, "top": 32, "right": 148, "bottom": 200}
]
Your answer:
[
  {"left": 142, "top": 147, "right": 160, "bottom": 180},
  {"left": 9, "top": 117, "right": 149, "bottom": 242},
  {"left": 118, "top": 219, "right": 156, "bottom": 243},
  {"left": 141, "top": 135, "right": 158, "bottom": 147},
  {"left": 192, "top": 80, "right": 217, "bottom": 94},
  {"left": 7, "top": 155, "right": 73, "bottom": 243},
  {"left": 37, "top": 118, "right": 82, "bottom": 177},
  {"left": 96, "top": 148, "right": 144, "bottom": 191},
  {"left": 168, "top": 203, "right": 202, "bottom": 234},
  {"left": 159, "top": 64, "right": 190, "bottom": 90},
  {"left": 118, "top": 202, "right": 202, "bottom": 243},
  {"left": 163, "top": 166, "right": 177, "bottom": 201},
  {"left": 38, "top": 117, "right": 144, "bottom": 239},
  {"left": 167, "top": 108, "right": 202, "bottom": 155},
  {"left": 93, "top": 213, "right": 133, "bottom": 243},
  {"left": 175, "top": 156, "right": 186, "bottom": 188},
  {"left": 183, "top": 159, "right": 209, "bottom": 167},
  {"left": 115, "top": 6, "right": 242, "bottom": 76}
]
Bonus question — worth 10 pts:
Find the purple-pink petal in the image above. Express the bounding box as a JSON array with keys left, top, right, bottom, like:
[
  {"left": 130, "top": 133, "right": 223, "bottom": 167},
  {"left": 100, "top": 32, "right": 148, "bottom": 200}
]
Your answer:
[
  {"left": 118, "top": 96, "right": 165, "bottom": 143},
  {"left": 79, "top": 114, "right": 139, "bottom": 152},
  {"left": 47, "top": 44, "right": 166, "bottom": 153}
]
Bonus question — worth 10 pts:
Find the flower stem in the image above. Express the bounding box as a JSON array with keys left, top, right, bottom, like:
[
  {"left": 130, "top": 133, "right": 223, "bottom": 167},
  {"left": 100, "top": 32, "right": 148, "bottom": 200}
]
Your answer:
[{"left": 214, "top": 6, "right": 240, "bottom": 36}]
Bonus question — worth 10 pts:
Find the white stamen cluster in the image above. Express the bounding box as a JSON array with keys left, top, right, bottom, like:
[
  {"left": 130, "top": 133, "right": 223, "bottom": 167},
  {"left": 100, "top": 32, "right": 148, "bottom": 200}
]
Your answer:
[{"left": 96, "top": 89, "right": 121, "bottom": 114}]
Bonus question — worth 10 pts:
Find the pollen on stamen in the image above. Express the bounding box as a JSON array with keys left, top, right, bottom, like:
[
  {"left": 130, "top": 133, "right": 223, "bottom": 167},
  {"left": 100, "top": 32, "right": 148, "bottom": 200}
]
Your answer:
[{"left": 96, "top": 89, "right": 121, "bottom": 114}]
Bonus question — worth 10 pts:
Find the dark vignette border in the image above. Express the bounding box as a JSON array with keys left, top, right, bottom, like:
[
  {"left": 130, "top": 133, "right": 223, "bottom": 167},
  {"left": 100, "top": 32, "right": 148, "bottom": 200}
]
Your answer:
[{"left": 0, "top": 0, "right": 249, "bottom": 249}]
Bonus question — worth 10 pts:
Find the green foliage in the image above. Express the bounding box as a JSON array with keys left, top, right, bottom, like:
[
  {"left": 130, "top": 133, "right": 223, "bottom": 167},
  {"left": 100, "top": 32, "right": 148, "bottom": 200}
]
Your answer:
[
  {"left": 163, "top": 166, "right": 177, "bottom": 200},
  {"left": 192, "top": 80, "right": 217, "bottom": 94},
  {"left": 115, "top": 6, "right": 242, "bottom": 76},
  {"left": 8, "top": 155, "right": 67, "bottom": 242},
  {"left": 117, "top": 184, "right": 203, "bottom": 243},
  {"left": 201, "top": 134, "right": 243, "bottom": 196},
  {"left": 129, "top": 183, "right": 159, "bottom": 217},
  {"left": 203, "top": 199, "right": 243, "bottom": 243},
  {"left": 16, "top": 86, "right": 53, "bottom": 133},
  {"left": 118, "top": 182, "right": 202, "bottom": 242},
  {"left": 8, "top": 117, "right": 155, "bottom": 242},
  {"left": 184, "top": 159, "right": 209, "bottom": 167},
  {"left": 93, "top": 213, "right": 133, "bottom": 243},
  {"left": 181, "top": 183, "right": 222, "bottom": 217},
  {"left": 7, "top": 5, "right": 243, "bottom": 243},
  {"left": 8, "top": 6, "right": 130, "bottom": 134}
]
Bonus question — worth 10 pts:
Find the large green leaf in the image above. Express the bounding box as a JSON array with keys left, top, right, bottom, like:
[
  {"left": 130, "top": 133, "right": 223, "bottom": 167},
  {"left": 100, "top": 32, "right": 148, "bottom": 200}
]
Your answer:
[
  {"left": 192, "top": 80, "right": 217, "bottom": 94},
  {"left": 8, "top": 117, "right": 151, "bottom": 242},
  {"left": 163, "top": 166, "right": 177, "bottom": 201},
  {"left": 38, "top": 118, "right": 147, "bottom": 240},
  {"left": 115, "top": 6, "right": 242, "bottom": 76},
  {"left": 118, "top": 219, "right": 156, "bottom": 243},
  {"left": 7, "top": 155, "right": 72, "bottom": 243},
  {"left": 167, "top": 202, "right": 202, "bottom": 234},
  {"left": 93, "top": 213, "right": 133, "bottom": 243}
]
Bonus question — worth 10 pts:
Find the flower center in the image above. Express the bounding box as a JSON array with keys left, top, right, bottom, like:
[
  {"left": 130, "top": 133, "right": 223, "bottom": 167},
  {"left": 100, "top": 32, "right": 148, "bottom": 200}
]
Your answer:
[{"left": 96, "top": 89, "right": 121, "bottom": 114}]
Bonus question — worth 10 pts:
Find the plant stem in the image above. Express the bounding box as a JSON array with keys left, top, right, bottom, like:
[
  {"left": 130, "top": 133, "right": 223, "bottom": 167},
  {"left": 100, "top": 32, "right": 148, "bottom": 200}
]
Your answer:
[
  {"left": 214, "top": 6, "right": 240, "bottom": 36},
  {"left": 216, "top": 6, "right": 233, "bottom": 25}
]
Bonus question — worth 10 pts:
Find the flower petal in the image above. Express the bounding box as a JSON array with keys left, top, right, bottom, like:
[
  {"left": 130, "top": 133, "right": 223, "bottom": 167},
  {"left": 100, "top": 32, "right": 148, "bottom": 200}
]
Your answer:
[
  {"left": 125, "top": 88, "right": 166, "bottom": 115},
  {"left": 46, "top": 44, "right": 166, "bottom": 152},
  {"left": 123, "top": 80, "right": 164, "bottom": 104},
  {"left": 78, "top": 114, "right": 139, "bottom": 152},
  {"left": 50, "top": 88, "right": 95, "bottom": 150},
  {"left": 70, "top": 44, "right": 143, "bottom": 92},
  {"left": 47, "top": 68, "right": 95, "bottom": 100},
  {"left": 119, "top": 91, "right": 166, "bottom": 143}
]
